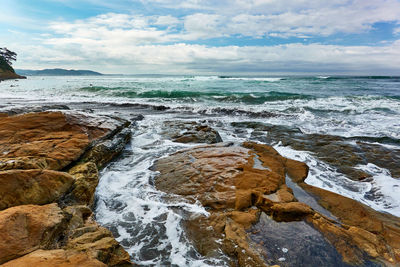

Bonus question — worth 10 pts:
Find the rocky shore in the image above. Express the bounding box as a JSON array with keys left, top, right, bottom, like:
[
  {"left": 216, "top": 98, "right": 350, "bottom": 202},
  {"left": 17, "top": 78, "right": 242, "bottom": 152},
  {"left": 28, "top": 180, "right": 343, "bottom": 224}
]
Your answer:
[
  {"left": 0, "top": 111, "right": 132, "bottom": 266},
  {"left": 1, "top": 109, "right": 400, "bottom": 266},
  {"left": 153, "top": 127, "right": 400, "bottom": 266}
]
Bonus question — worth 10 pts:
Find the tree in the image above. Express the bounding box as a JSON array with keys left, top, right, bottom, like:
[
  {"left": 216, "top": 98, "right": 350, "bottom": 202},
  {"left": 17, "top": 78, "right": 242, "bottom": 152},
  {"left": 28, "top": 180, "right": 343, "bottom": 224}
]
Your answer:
[{"left": 0, "top": 47, "right": 17, "bottom": 65}]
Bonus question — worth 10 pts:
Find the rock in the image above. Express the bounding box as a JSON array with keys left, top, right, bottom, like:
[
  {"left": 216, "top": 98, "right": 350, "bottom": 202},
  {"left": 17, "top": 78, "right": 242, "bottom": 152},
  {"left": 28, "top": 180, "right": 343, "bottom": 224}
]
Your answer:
[
  {"left": 267, "top": 202, "right": 313, "bottom": 222},
  {"left": 65, "top": 221, "right": 131, "bottom": 267},
  {"left": 155, "top": 143, "right": 249, "bottom": 209},
  {"left": 0, "top": 169, "right": 74, "bottom": 210},
  {"left": 231, "top": 121, "right": 400, "bottom": 179},
  {"left": 1, "top": 249, "right": 107, "bottom": 267},
  {"left": 301, "top": 183, "right": 400, "bottom": 264},
  {"left": 80, "top": 128, "right": 131, "bottom": 169},
  {"left": 62, "top": 162, "right": 99, "bottom": 206},
  {"left": 154, "top": 140, "right": 400, "bottom": 266},
  {"left": 0, "top": 112, "right": 93, "bottom": 170},
  {"left": 0, "top": 112, "right": 130, "bottom": 171},
  {"left": 0, "top": 157, "right": 52, "bottom": 171},
  {"left": 0, "top": 204, "right": 67, "bottom": 264},
  {"left": 154, "top": 142, "right": 308, "bottom": 265},
  {"left": 0, "top": 111, "right": 132, "bottom": 266},
  {"left": 162, "top": 121, "right": 222, "bottom": 144}
]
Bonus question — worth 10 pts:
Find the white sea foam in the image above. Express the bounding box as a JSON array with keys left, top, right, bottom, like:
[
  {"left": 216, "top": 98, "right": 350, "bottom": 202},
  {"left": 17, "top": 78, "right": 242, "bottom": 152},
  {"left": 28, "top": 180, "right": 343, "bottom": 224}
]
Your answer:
[
  {"left": 274, "top": 143, "right": 400, "bottom": 217},
  {"left": 223, "top": 77, "right": 283, "bottom": 82},
  {"left": 95, "top": 115, "right": 228, "bottom": 266}
]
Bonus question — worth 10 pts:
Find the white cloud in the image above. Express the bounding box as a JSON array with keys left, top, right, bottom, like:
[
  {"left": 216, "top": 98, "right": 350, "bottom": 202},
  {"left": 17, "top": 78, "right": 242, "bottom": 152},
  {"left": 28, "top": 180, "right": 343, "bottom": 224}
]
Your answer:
[
  {"left": 13, "top": 38, "right": 400, "bottom": 74},
  {"left": 6, "top": 0, "right": 400, "bottom": 74}
]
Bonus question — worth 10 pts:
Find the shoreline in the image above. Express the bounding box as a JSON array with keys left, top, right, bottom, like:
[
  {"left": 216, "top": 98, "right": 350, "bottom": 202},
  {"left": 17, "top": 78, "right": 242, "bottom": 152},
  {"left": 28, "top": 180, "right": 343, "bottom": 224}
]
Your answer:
[
  {"left": 0, "top": 88, "right": 399, "bottom": 265},
  {"left": 0, "top": 111, "right": 132, "bottom": 266}
]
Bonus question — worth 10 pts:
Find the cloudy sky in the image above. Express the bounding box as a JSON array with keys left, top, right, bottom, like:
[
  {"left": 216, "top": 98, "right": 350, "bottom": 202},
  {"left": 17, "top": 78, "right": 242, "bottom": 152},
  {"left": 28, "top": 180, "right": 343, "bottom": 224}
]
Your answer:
[{"left": 1, "top": 0, "right": 400, "bottom": 74}]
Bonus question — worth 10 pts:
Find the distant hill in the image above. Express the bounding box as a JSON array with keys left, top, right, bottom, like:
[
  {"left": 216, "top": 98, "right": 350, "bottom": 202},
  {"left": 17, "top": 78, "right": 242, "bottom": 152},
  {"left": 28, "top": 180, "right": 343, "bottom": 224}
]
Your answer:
[{"left": 16, "top": 68, "right": 103, "bottom": 76}]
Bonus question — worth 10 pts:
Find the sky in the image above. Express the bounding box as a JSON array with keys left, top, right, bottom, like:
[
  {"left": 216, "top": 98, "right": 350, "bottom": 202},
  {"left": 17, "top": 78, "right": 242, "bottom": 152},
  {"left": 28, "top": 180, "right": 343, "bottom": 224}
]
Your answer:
[{"left": 1, "top": 0, "right": 400, "bottom": 74}]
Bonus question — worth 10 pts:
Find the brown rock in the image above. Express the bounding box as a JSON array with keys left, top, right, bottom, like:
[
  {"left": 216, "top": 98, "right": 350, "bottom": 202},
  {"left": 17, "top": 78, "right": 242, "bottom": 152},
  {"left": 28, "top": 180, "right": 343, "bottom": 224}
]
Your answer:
[
  {"left": 268, "top": 202, "right": 313, "bottom": 222},
  {"left": 0, "top": 169, "right": 74, "bottom": 210},
  {"left": 65, "top": 162, "right": 99, "bottom": 206},
  {"left": 0, "top": 112, "right": 127, "bottom": 171},
  {"left": 66, "top": 223, "right": 131, "bottom": 267},
  {"left": 162, "top": 121, "right": 222, "bottom": 144},
  {"left": 1, "top": 249, "right": 106, "bottom": 267},
  {"left": 229, "top": 210, "right": 259, "bottom": 229},
  {"left": 154, "top": 142, "right": 307, "bottom": 265},
  {"left": 154, "top": 143, "right": 249, "bottom": 208},
  {"left": 301, "top": 183, "right": 400, "bottom": 264},
  {"left": 0, "top": 112, "right": 90, "bottom": 170},
  {"left": 0, "top": 204, "right": 67, "bottom": 264},
  {"left": 285, "top": 158, "right": 309, "bottom": 183}
]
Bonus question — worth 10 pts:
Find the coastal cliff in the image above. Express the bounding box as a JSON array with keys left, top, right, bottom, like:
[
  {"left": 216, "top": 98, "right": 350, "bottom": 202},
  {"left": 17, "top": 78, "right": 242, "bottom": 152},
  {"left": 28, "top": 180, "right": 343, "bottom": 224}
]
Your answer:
[
  {"left": 0, "top": 111, "right": 132, "bottom": 266},
  {"left": 0, "top": 57, "right": 25, "bottom": 81}
]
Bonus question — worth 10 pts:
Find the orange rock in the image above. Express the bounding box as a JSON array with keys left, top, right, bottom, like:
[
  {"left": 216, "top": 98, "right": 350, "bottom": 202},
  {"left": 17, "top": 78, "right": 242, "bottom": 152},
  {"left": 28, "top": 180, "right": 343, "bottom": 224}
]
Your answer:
[
  {"left": 229, "top": 210, "right": 259, "bottom": 229},
  {"left": 154, "top": 142, "right": 307, "bottom": 265},
  {"left": 300, "top": 183, "right": 400, "bottom": 264},
  {"left": 268, "top": 202, "right": 313, "bottom": 222},
  {"left": 284, "top": 158, "right": 309, "bottom": 183},
  {"left": 0, "top": 169, "right": 74, "bottom": 210},
  {"left": 1, "top": 249, "right": 106, "bottom": 267},
  {"left": 0, "top": 204, "right": 67, "bottom": 264}
]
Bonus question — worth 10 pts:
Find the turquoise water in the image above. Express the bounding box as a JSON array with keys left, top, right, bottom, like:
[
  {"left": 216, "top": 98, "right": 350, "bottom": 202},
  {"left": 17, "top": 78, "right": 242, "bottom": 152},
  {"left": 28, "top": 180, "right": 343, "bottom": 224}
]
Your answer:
[{"left": 1, "top": 75, "right": 399, "bottom": 139}]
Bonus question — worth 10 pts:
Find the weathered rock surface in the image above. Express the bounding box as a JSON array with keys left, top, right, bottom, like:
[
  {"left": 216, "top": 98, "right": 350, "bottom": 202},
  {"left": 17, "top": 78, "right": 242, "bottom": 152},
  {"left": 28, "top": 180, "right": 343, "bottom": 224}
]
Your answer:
[
  {"left": 1, "top": 249, "right": 107, "bottom": 267},
  {"left": 0, "top": 204, "right": 67, "bottom": 264},
  {"left": 154, "top": 141, "right": 400, "bottom": 266},
  {"left": 161, "top": 120, "right": 222, "bottom": 144},
  {"left": 0, "top": 111, "right": 132, "bottom": 266},
  {"left": 231, "top": 121, "right": 400, "bottom": 179},
  {"left": 0, "top": 169, "right": 74, "bottom": 210}
]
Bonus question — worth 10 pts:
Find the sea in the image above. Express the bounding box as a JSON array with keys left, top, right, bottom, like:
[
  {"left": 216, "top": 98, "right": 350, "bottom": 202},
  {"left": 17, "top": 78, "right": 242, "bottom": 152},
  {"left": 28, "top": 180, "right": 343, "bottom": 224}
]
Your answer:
[{"left": 1, "top": 75, "right": 399, "bottom": 266}]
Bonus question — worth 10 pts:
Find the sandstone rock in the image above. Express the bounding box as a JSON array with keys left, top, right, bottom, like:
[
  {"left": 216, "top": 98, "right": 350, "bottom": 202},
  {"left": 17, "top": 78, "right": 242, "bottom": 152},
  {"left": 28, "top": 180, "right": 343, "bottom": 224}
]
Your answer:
[
  {"left": 154, "top": 142, "right": 307, "bottom": 265},
  {"left": 0, "top": 112, "right": 92, "bottom": 170},
  {"left": 162, "top": 121, "right": 222, "bottom": 144},
  {"left": 0, "top": 169, "right": 74, "bottom": 210},
  {"left": 0, "top": 111, "right": 132, "bottom": 266},
  {"left": 301, "top": 183, "right": 400, "bottom": 264},
  {"left": 0, "top": 204, "right": 67, "bottom": 264},
  {"left": 0, "top": 112, "right": 129, "bottom": 171},
  {"left": 231, "top": 121, "right": 400, "bottom": 179},
  {"left": 66, "top": 222, "right": 131, "bottom": 267},
  {"left": 63, "top": 162, "right": 99, "bottom": 206},
  {"left": 1, "top": 249, "right": 107, "bottom": 267},
  {"left": 267, "top": 202, "right": 313, "bottom": 222},
  {"left": 155, "top": 143, "right": 249, "bottom": 208}
]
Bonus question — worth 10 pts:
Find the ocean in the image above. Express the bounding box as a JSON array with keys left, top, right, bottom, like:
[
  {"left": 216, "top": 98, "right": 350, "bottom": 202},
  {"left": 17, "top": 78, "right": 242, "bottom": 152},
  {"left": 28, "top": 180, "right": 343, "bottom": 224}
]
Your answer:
[{"left": 1, "top": 75, "right": 399, "bottom": 265}]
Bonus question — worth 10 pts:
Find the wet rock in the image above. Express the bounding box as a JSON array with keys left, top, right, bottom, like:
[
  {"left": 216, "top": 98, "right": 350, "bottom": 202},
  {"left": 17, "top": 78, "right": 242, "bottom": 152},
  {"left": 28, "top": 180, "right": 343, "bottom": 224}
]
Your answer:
[
  {"left": 0, "top": 111, "right": 132, "bottom": 266},
  {"left": 231, "top": 121, "right": 400, "bottom": 179},
  {"left": 0, "top": 112, "right": 105, "bottom": 170},
  {"left": 267, "top": 202, "right": 313, "bottom": 222},
  {"left": 0, "top": 169, "right": 74, "bottom": 210},
  {"left": 154, "top": 141, "right": 398, "bottom": 266},
  {"left": 1, "top": 249, "right": 107, "bottom": 267},
  {"left": 63, "top": 162, "right": 99, "bottom": 206},
  {"left": 162, "top": 121, "right": 222, "bottom": 144},
  {"left": 80, "top": 128, "right": 131, "bottom": 169},
  {"left": 301, "top": 184, "right": 400, "bottom": 264},
  {"left": 0, "top": 204, "right": 68, "bottom": 264},
  {"left": 154, "top": 142, "right": 311, "bottom": 265}
]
